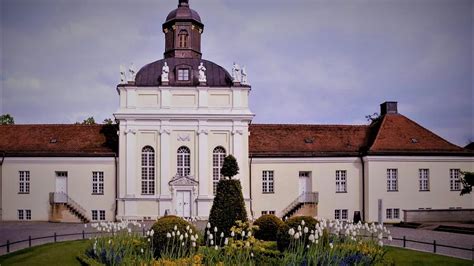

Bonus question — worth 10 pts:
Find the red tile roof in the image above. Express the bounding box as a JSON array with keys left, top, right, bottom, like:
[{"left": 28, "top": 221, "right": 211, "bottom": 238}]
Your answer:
[
  {"left": 249, "top": 124, "right": 370, "bottom": 157},
  {"left": 367, "top": 114, "right": 468, "bottom": 155},
  {"left": 0, "top": 124, "right": 115, "bottom": 157}
]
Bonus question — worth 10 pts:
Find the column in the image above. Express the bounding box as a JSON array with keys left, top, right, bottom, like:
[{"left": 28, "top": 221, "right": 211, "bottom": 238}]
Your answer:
[
  {"left": 159, "top": 126, "right": 172, "bottom": 216},
  {"left": 124, "top": 128, "right": 137, "bottom": 218},
  {"left": 232, "top": 127, "right": 244, "bottom": 180},
  {"left": 197, "top": 129, "right": 209, "bottom": 196}
]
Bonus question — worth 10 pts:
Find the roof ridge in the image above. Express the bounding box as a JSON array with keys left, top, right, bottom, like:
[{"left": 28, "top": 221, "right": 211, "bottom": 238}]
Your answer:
[{"left": 251, "top": 123, "right": 368, "bottom": 127}]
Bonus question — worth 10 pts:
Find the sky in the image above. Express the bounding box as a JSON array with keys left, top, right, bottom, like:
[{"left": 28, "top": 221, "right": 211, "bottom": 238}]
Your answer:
[{"left": 1, "top": 0, "right": 473, "bottom": 146}]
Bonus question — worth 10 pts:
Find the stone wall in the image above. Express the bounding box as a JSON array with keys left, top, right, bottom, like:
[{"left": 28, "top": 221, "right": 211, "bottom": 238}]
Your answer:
[{"left": 403, "top": 209, "right": 474, "bottom": 223}]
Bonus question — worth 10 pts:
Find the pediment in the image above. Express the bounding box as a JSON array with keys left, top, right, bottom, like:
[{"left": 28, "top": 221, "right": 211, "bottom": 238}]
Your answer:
[{"left": 169, "top": 175, "right": 199, "bottom": 186}]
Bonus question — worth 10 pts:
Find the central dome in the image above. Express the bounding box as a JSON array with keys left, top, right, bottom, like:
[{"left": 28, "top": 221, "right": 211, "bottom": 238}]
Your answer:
[{"left": 165, "top": 0, "right": 202, "bottom": 24}]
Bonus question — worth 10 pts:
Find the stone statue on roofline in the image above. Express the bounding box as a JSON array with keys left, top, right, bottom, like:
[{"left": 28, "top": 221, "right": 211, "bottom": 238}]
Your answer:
[
  {"left": 232, "top": 62, "right": 241, "bottom": 83},
  {"left": 128, "top": 63, "right": 137, "bottom": 82},
  {"left": 241, "top": 65, "right": 248, "bottom": 85},
  {"left": 120, "top": 65, "right": 127, "bottom": 84},
  {"left": 162, "top": 62, "right": 170, "bottom": 82},
  {"left": 198, "top": 62, "right": 207, "bottom": 83}
]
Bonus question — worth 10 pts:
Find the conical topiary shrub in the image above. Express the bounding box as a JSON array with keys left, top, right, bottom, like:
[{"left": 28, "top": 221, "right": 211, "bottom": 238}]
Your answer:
[{"left": 208, "top": 179, "right": 247, "bottom": 237}]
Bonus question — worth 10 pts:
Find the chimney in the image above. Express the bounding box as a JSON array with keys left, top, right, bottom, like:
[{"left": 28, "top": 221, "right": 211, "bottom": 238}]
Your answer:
[{"left": 380, "top": 101, "right": 398, "bottom": 115}]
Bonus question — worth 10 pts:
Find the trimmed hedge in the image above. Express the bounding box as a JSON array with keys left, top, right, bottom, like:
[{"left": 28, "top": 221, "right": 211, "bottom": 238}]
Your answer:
[
  {"left": 276, "top": 216, "right": 318, "bottom": 251},
  {"left": 151, "top": 215, "right": 199, "bottom": 258},
  {"left": 208, "top": 179, "right": 247, "bottom": 237},
  {"left": 253, "top": 214, "right": 284, "bottom": 241}
]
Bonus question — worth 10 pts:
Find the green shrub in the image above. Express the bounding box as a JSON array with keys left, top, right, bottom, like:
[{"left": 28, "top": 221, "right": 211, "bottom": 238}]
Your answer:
[
  {"left": 208, "top": 179, "right": 248, "bottom": 237},
  {"left": 276, "top": 216, "right": 318, "bottom": 251},
  {"left": 151, "top": 215, "right": 199, "bottom": 258},
  {"left": 253, "top": 214, "right": 284, "bottom": 241}
]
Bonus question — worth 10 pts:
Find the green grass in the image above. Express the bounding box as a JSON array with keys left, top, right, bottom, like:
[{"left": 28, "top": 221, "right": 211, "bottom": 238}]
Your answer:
[
  {"left": 0, "top": 240, "right": 471, "bottom": 265},
  {"left": 385, "top": 246, "right": 472, "bottom": 266},
  {"left": 0, "top": 240, "right": 88, "bottom": 266}
]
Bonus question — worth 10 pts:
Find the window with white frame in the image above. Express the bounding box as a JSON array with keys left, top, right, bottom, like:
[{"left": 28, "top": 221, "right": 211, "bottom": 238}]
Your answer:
[
  {"left": 386, "top": 208, "right": 400, "bottom": 219},
  {"left": 261, "top": 211, "right": 268, "bottom": 215},
  {"left": 261, "top": 210, "right": 275, "bottom": 216},
  {"left": 262, "top": 170, "right": 274, "bottom": 193},
  {"left": 177, "top": 69, "right": 190, "bottom": 81},
  {"left": 336, "top": 170, "right": 347, "bottom": 192},
  {"left": 334, "top": 209, "right": 348, "bottom": 220},
  {"left": 212, "top": 146, "right": 226, "bottom": 195},
  {"left": 19, "top": 171, "right": 30, "bottom": 194},
  {"left": 387, "top": 169, "right": 398, "bottom": 191},
  {"left": 99, "top": 210, "right": 106, "bottom": 221},
  {"left": 141, "top": 146, "right": 155, "bottom": 195},
  {"left": 92, "top": 210, "right": 98, "bottom": 221},
  {"left": 450, "top": 169, "right": 461, "bottom": 191},
  {"left": 419, "top": 169, "right": 430, "bottom": 191},
  {"left": 18, "top": 209, "right": 31, "bottom": 220},
  {"left": 177, "top": 146, "right": 191, "bottom": 177},
  {"left": 92, "top": 171, "right": 104, "bottom": 194}
]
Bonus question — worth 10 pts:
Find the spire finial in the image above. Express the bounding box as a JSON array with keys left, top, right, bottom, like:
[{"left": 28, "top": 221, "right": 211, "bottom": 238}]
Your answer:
[{"left": 178, "top": 0, "right": 189, "bottom": 7}]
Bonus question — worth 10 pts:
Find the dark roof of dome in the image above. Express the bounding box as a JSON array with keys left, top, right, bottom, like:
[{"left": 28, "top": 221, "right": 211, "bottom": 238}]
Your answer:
[
  {"left": 135, "top": 58, "right": 233, "bottom": 87},
  {"left": 165, "top": 5, "right": 201, "bottom": 24}
]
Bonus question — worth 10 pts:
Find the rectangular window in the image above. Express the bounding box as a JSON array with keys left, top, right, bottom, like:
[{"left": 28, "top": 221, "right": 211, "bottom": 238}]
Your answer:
[
  {"left": 386, "top": 208, "right": 400, "bottom": 219},
  {"left": 18, "top": 210, "right": 24, "bottom": 220},
  {"left": 419, "top": 169, "right": 430, "bottom": 191},
  {"left": 393, "top": 208, "right": 400, "bottom": 219},
  {"left": 269, "top": 210, "right": 275, "bottom": 215},
  {"left": 92, "top": 171, "right": 104, "bottom": 194},
  {"left": 262, "top": 170, "right": 274, "bottom": 193},
  {"left": 177, "top": 69, "right": 190, "bottom": 81},
  {"left": 56, "top": 171, "right": 68, "bottom": 177},
  {"left": 92, "top": 210, "right": 98, "bottom": 221},
  {"left": 99, "top": 210, "right": 106, "bottom": 221},
  {"left": 335, "top": 170, "right": 347, "bottom": 192},
  {"left": 386, "top": 208, "right": 392, "bottom": 219},
  {"left": 387, "top": 169, "right": 398, "bottom": 191},
  {"left": 19, "top": 171, "right": 30, "bottom": 194},
  {"left": 334, "top": 209, "right": 348, "bottom": 220},
  {"left": 261, "top": 211, "right": 267, "bottom": 215},
  {"left": 450, "top": 169, "right": 461, "bottom": 191}
]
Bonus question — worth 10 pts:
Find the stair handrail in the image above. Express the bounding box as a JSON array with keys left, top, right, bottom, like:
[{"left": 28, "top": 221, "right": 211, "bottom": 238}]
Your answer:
[
  {"left": 279, "top": 192, "right": 318, "bottom": 218},
  {"left": 49, "top": 192, "right": 89, "bottom": 221}
]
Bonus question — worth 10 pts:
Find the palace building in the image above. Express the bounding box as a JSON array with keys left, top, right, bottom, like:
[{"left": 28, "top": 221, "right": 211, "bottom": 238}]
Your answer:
[{"left": 1, "top": 0, "right": 472, "bottom": 223}]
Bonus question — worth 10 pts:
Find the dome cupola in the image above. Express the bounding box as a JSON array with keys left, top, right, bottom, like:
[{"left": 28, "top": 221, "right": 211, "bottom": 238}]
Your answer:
[{"left": 163, "top": 0, "right": 204, "bottom": 59}]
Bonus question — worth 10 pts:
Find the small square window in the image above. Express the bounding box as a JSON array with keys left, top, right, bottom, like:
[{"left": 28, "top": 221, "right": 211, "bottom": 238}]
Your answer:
[{"left": 178, "top": 69, "right": 190, "bottom": 81}]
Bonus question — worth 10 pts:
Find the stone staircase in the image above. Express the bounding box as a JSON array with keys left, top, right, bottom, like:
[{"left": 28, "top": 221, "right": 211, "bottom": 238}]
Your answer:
[
  {"left": 280, "top": 192, "right": 318, "bottom": 219},
  {"left": 49, "top": 192, "right": 90, "bottom": 223}
]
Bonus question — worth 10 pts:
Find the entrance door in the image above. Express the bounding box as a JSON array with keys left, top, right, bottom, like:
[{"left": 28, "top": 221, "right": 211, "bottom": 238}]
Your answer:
[
  {"left": 299, "top": 172, "right": 311, "bottom": 195},
  {"left": 55, "top": 171, "right": 68, "bottom": 194},
  {"left": 176, "top": 191, "right": 191, "bottom": 218}
]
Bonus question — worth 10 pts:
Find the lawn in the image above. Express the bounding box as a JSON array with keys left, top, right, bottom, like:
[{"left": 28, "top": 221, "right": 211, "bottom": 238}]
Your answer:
[{"left": 0, "top": 241, "right": 471, "bottom": 265}]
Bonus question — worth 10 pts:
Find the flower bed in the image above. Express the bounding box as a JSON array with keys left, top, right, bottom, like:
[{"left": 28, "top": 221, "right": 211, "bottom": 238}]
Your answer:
[{"left": 80, "top": 217, "right": 393, "bottom": 265}]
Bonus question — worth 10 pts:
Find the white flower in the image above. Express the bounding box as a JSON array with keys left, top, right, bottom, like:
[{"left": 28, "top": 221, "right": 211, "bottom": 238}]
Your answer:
[
  {"left": 182, "top": 242, "right": 185, "bottom": 246},
  {"left": 306, "top": 244, "right": 310, "bottom": 249},
  {"left": 191, "top": 235, "right": 195, "bottom": 241},
  {"left": 304, "top": 227, "right": 309, "bottom": 234},
  {"left": 215, "top": 245, "right": 218, "bottom": 250},
  {"left": 195, "top": 234, "right": 199, "bottom": 240},
  {"left": 148, "top": 238, "right": 151, "bottom": 242},
  {"left": 108, "top": 239, "right": 112, "bottom": 244},
  {"left": 298, "top": 225, "right": 302, "bottom": 231},
  {"left": 172, "top": 231, "right": 175, "bottom": 237},
  {"left": 315, "top": 240, "right": 319, "bottom": 244},
  {"left": 224, "top": 238, "right": 229, "bottom": 245},
  {"left": 150, "top": 229, "right": 154, "bottom": 236},
  {"left": 189, "top": 229, "right": 193, "bottom": 234},
  {"left": 209, "top": 234, "right": 213, "bottom": 240},
  {"left": 179, "top": 235, "right": 184, "bottom": 241},
  {"left": 141, "top": 248, "right": 144, "bottom": 253},
  {"left": 231, "top": 231, "right": 235, "bottom": 237},
  {"left": 247, "top": 231, "right": 252, "bottom": 237},
  {"left": 210, "top": 240, "right": 214, "bottom": 245},
  {"left": 207, "top": 222, "right": 211, "bottom": 229},
  {"left": 246, "top": 241, "right": 250, "bottom": 247},
  {"left": 186, "top": 225, "right": 190, "bottom": 231},
  {"left": 174, "top": 225, "right": 178, "bottom": 231},
  {"left": 177, "top": 231, "right": 181, "bottom": 236},
  {"left": 378, "top": 240, "right": 384, "bottom": 247},
  {"left": 309, "top": 234, "right": 315, "bottom": 241},
  {"left": 185, "top": 233, "right": 189, "bottom": 238},
  {"left": 301, "top": 220, "right": 305, "bottom": 226},
  {"left": 388, "top": 235, "right": 393, "bottom": 241},
  {"left": 378, "top": 233, "right": 383, "bottom": 240},
  {"left": 220, "top": 232, "right": 224, "bottom": 238},
  {"left": 84, "top": 224, "right": 88, "bottom": 228},
  {"left": 241, "top": 231, "right": 246, "bottom": 237},
  {"left": 288, "top": 228, "right": 295, "bottom": 236},
  {"left": 206, "top": 230, "right": 210, "bottom": 235},
  {"left": 294, "top": 232, "right": 300, "bottom": 239},
  {"left": 251, "top": 252, "right": 254, "bottom": 257},
  {"left": 128, "top": 228, "right": 132, "bottom": 234},
  {"left": 192, "top": 242, "right": 196, "bottom": 247},
  {"left": 329, "top": 243, "right": 333, "bottom": 249},
  {"left": 214, "top": 227, "right": 218, "bottom": 233}
]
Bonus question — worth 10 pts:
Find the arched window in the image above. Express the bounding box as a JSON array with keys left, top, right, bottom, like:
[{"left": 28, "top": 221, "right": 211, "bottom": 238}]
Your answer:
[
  {"left": 178, "top": 30, "right": 188, "bottom": 48},
  {"left": 141, "top": 146, "right": 155, "bottom": 195},
  {"left": 177, "top": 146, "right": 191, "bottom": 177},
  {"left": 212, "top": 146, "right": 226, "bottom": 194}
]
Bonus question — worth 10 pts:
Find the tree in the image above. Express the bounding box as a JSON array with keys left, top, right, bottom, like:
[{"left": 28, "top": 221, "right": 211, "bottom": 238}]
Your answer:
[
  {"left": 103, "top": 118, "right": 114, "bottom": 125},
  {"left": 79, "top": 116, "right": 96, "bottom": 125},
  {"left": 220, "top": 155, "right": 239, "bottom": 179},
  {"left": 460, "top": 171, "right": 474, "bottom": 195},
  {"left": 0, "top": 114, "right": 14, "bottom": 125}
]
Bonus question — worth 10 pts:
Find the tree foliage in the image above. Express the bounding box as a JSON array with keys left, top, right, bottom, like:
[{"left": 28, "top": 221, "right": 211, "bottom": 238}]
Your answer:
[
  {"left": 460, "top": 171, "right": 474, "bottom": 195},
  {"left": 0, "top": 114, "right": 14, "bottom": 125},
  {"left": 220, "top": 155, "right": 239, "bottom": 180},
  {"left": 81, "top": 117, "right": 96, "bottom": 125},
  {"left": 208, "top": 179, "right": 247, "bottom": 237}
]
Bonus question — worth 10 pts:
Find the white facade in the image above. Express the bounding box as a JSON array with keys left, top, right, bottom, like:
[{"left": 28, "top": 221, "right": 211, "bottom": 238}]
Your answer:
[{"left": 114, "top": 85, "right": 253, "bottom": 220}]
